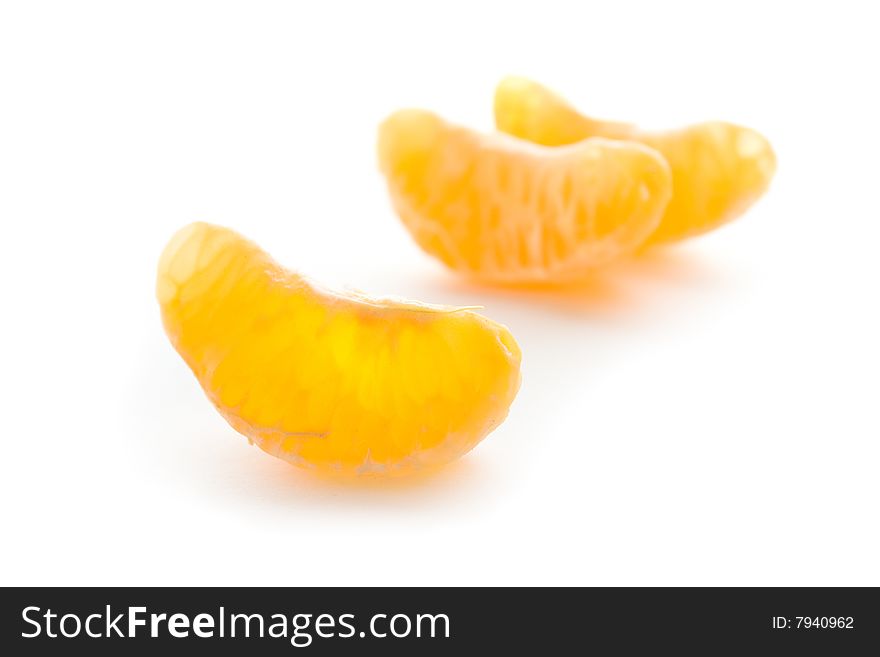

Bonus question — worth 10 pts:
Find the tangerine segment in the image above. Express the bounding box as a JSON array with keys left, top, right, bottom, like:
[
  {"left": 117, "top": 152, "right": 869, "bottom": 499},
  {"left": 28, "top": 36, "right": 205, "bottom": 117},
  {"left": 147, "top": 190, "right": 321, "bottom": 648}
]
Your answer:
[
  {"left": 494, "top": 77, "right": 777, "bottom": 244},
  {"left": 378, "top": 109, "right": 671, "bottom": 283},
  {"left": 157, "top": 222, "right": 521, "bottom": 476}
]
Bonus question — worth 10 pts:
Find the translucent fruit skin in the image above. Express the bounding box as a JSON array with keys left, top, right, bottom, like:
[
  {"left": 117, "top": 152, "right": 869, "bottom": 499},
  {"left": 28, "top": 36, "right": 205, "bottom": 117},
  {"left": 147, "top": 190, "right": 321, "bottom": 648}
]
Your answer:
[
  {"left": 157, "top": 222, "right": 522, "bottom": 476},
  {"left": 378, "top": 109, "right": 671, "bottom": 283},
  {"left": 494, "top": 76, "right": 777, "bottom": 244}
]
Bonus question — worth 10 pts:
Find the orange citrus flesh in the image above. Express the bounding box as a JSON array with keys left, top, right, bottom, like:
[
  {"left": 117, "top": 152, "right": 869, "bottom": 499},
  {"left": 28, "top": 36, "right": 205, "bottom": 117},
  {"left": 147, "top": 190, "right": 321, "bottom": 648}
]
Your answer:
[
  {"left": 378, "top": 109, "right": 671, "bottom": 283},
  {"left": 157, "top": 222, "right": 522, "bottom": 476},
  {"left": 494, "top": 77, "right": 776, "bottom": 244}
]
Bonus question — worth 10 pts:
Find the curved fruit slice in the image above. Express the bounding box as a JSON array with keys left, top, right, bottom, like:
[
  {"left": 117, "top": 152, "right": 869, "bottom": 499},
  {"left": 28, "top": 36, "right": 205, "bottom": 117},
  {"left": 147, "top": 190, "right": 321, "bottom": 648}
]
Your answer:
[
  {"left": 378, "top": 109, "right": 671, "bottom": 283},
  {"left": 495, "top": 76, "right": 777, "bottom": 244},
  {"left": 157, "top": 222, "right": 521, "bottom": 476}
]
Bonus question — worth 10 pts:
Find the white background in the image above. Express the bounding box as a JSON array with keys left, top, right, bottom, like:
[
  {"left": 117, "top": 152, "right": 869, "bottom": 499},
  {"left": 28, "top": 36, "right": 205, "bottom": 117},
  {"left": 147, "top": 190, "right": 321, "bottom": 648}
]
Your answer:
[{"left": 2, "top": 0, "right": 878, "bottom": 586}]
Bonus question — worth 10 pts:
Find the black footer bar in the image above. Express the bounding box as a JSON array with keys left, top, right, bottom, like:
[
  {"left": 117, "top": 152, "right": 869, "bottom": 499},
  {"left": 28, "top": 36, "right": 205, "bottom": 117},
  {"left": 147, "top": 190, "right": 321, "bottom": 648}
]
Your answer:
[{"left": 2, "top": 587, "right": 878, "bottom": 654}]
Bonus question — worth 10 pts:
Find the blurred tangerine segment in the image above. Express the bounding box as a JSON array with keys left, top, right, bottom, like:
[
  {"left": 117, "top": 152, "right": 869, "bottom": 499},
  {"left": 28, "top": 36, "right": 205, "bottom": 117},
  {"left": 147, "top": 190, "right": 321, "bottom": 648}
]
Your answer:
[
  {"left": 157, "top": 222, "right": 521, "bottom": 476},
  {"left": 378, "top": 109, "right": 671, "bottom": 283},
  {"left": 495, "top": 76, "right": 776, "bottom": 244}
]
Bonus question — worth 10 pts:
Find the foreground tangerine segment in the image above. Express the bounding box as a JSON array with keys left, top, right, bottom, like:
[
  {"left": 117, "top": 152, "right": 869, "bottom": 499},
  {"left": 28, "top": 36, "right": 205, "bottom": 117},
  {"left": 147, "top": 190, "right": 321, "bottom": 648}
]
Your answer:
[
  {"left": 378, "top": 109, "right": 671, "bottom": 283},
  {"left": 157, "top": 222, "right": 521, "bottom": 476},
  {"left": 495, "top": 77, "right": 776, "bottom": 244}
]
